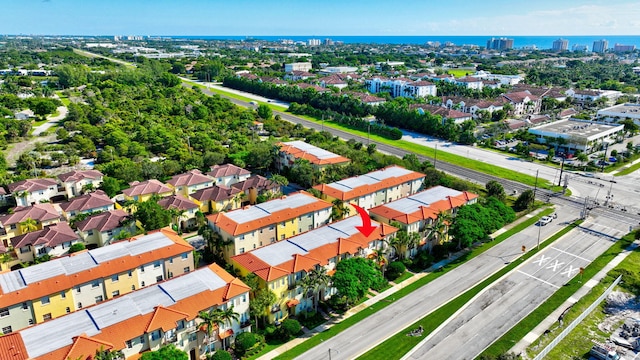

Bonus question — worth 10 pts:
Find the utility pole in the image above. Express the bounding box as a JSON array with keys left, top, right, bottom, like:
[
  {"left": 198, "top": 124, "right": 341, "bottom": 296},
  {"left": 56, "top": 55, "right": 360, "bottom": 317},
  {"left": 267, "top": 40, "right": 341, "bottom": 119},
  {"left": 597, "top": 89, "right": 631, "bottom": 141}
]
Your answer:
[
  {"left": 533, "top": 169, "right": 539, "bottom": 199},
  {"left": 367, "top": 122, "right": 371, "bottom": 146},
  {"left": 434, "top": 143, "right": 438, "bottom": 169},
  {"left": 557, "top": 156, "right": 565, "bottom": 187}
]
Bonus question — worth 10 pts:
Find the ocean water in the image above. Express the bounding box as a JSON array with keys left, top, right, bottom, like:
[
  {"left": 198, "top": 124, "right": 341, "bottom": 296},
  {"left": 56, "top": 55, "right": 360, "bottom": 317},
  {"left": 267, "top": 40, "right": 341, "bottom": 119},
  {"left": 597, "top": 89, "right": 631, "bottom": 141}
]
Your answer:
[{"left": 172, "top": 35, "right": 640, "bottom": 50}]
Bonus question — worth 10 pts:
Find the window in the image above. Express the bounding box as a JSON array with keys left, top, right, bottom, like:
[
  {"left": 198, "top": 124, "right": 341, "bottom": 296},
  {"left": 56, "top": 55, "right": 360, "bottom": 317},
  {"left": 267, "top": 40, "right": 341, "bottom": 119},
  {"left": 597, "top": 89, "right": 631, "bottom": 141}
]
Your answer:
[
  {"left": 2, "top": 326, "right": 12, "bottom": 334},
  {"left": 280, "top": 234, "right": 285, "bottom": 240},
  {"left": 181, "top": 253, "right": 188, "bottom": 260},
  {"left": 141, "top": 281, "right": 145, "bottom": 287},
  {"left": 156, "top": 275, "right": 163, "bottom": 282},
  {"left": 128, "top": 270, "right": 133, "bottom": 277},
  {"left": 112, "top": 290, "right": 120, "bottom": 297},
  {"left": 188, "top": 332, "right": 197, "bottom": 342},
  {"left": 239, "top": 234, "right": 245, "bottom": 241},
  {"left": 270, "top": 237, "right": 276, "bottom": 243},
  {"left": 76, "top": 286, "right": 81, "bottom": 293},
  {"left": 308, "top": 225, "right": 313, "bottom": 231},
  {"left": 65, "top": 307, "right": 70, "bottom": 314},
  {"left": 269, "top": 225, "right": 275, "bottom": 231},
  {"left": 153, "top": 261, "right": 161, "bottom": 268},
  {"left": 37, "top": 247, "right": 47, "bottom": 255},
  {"left": 77, "top": 302, "right": 83, "bottom": 309},
  {"left": 41, "top": 296, "right": 50, "bottom": 305},
  {"left": 151, "top": 330, "right": 161, "bottom": 341},
  {"left": 253, "top": 244, "right": 256, "bottom": 249},
  {"left": 183, "top": 267, "right": 190, "bottom": 273},
  {"left": 239, "top": 247, "right": 245, "bottom": 254},
  {"left": 177, "top": 320, "right": 185, "bottom": 330},
  {"left": 111, "top": 274, "right": 119, "bottom": 282},
  {"left": 42, "top": 313, "right": 52, "bottom": 321},
  {"left": 169, "top": 257, "right": 173, "bottom": 264},
  {"left": 107, "top": 230, "right": 113, "bottom": 236},
  {"left": 60, "top": 291, "right": 66, "bottom": 299},
  {"left": 139, "top": 336, "right": 145, "bottom": 343},
  {"left": 242, "top": 294, "right": 247, "bottom": 303},
  {"left": 10, "top": 224, "right": 16, "bottom": 230},
  {"left": 140, "top": 265, "right": 145, "bottom": 273},
  {"left": 0, "top": 308, "right": 8, "bottom": 317},
  {"left": 87, "top": 230, "right": 94, "bottom": 236},
  {"left": 19, "top": 247, "right": 29, "bottom": 254},
  {"left": 91, "top": 280, "right": 100, "bottom": 288},
  {"left": 95, "top": 295, "right": 103, "bottom": 303},
  {"left": 125, "top": 340, "right": 132, "bottom": 348},
  {"left": 131, "top": 285, "right": 136, "bottom": 291},
  {"left": 21, "top": 302, "right": 28, "bottom": 310}
]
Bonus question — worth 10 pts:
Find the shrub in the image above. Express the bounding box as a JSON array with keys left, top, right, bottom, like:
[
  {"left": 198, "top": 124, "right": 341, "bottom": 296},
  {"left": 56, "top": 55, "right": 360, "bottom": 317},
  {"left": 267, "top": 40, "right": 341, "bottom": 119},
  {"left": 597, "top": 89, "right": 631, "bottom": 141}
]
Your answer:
[
  {"left": 411, "top": 251, "right": 434, "bottom": 270},
  {"left": 431, "top": 244, "right": 450, "bottom": 260},
  {"left": 208, "top": 350, "right": 232, "bottom": 360},
  {"left": 68, "top": 242, "right": 86, "bottom": 254},
  {"left": 233, "top": 332, "right": 257, "bottom": 356},
  {"left": 385, "top": 261, "right": 406, "bottom": 281},
  {"left": 278, "top": 318, "right": 301, "bottom": 340}
]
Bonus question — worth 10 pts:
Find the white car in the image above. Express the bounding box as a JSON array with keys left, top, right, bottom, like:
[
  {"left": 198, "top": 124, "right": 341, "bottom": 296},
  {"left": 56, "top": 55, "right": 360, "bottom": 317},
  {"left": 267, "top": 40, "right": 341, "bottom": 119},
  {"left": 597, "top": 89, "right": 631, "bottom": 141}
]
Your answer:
[{"left": 538, "top": 216, "right": 553, "bottom": 226}]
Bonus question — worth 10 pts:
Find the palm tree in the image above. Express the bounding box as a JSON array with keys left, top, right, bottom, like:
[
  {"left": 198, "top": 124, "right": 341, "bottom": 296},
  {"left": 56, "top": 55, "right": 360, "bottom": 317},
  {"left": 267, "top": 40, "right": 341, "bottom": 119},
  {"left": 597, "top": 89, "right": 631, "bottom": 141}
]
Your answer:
[
  {"left": 428, "top": 211, "right": 452, "bottom": 251},
  {"left": 198, "top": 308, "right": 223, "bottom": 355},
  {"left": 213, "top": 306, "right": 240, "bottom": 351},
  {"left": 331, "top": 199, "right": 348, "bottom": 221},
  {"left": 300, "top": 267, "right": 330, "bottom": 313},
  {"left": 168, "top": 207, "right": 186, "bottom": 234},
  {"left": 19, "top": 218, "right": 38, "bottom": 234},
  {"left": 81, "top": 183, "right": 95, "bottom": 194}
]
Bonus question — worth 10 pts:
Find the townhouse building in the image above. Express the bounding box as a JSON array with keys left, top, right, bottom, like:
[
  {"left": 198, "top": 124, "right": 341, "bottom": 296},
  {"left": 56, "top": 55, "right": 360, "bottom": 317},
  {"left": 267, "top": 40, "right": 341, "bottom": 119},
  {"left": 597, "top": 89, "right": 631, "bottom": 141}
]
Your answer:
[
  {"left": 411, "top": 104, "right": 473, "bottom": 124},
  {"left": 75, "top": 209, "right": 136, "bottom": 247},
  {"left": 10, "top": 222, "right": 80, "bottom": 263},
  {"left": 276, "top": 140, "right": 350, "bottom": 171},
  {"left": 166, "top": 169, "right": 214, "bottom": 197},
  {"left": 0, "top": 263, "right": 250, "bottom": 360},
  {"left": 369, "top": 186, "right": 478, "bottom": 257},
  {"left": 207, "top": 164, "right": 251, "bottom": 187},
  {"left": 190, "top": 185, "right": 242, "bottom": 214},
  {"left": 207, "top": 191, "right": 332, "bottom": 259},
  {"left": 501, "top": 91, "right": 542, "bottom": 116},
  {"left": 157, "top": 195, "right": 200, "bottom": 230},
  {"left": 312, "top": 166, "right": 425, "bottom": 217},
  {"left": 8, "top": 178, "right": 59, "bottom": 207},
  {"left": 0, "top": 228, "right": 194, "bottom": 333},
  {"left": 122, "top": 179, "right": 173, "bottom": 202},
  {"left": 231, "top": 175, "right": 280, "bottom": 205},
  {"left": 231, "top": 216, "right": 397, "bottom": 323},
  {"left": 57, "top": 170, "right": 104, "bottom": 199},
  {"left": 443, "top": 96, "right": 507, "bottom": 119},
  {"left": 0, "top": 203, "right": 61, "bottom": 250},
  {"left": 58, "top": 190, "right": 115, "bottom": 221}
]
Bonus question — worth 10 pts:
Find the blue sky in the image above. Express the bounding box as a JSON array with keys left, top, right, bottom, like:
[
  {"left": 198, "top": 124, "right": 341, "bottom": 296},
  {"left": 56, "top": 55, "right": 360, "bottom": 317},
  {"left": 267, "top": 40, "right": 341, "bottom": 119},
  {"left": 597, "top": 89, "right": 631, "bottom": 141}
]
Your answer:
[{"left": 2, "top": 0, "right": 639, "bottom": 36}]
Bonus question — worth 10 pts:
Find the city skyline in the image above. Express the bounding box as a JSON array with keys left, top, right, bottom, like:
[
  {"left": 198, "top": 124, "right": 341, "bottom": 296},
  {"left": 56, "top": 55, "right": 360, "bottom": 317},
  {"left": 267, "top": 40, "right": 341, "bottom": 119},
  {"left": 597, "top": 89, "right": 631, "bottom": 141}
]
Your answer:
[{"left": 2, "top": 0, "right": 639, "bottom": 37}]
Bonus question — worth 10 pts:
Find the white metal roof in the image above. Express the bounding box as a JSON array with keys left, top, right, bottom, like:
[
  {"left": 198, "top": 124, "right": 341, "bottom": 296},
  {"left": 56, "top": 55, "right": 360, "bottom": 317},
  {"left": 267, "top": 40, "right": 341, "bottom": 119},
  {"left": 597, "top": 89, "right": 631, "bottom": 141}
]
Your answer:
[
  {"left": 283, "top": 140, "right": 342, "bottom": 160},
  {"left": 384, "top": 186, "right": 462, "bottom": 214},
  {"left": 224, "top": 192, "right": 322, "bottom": 225}
]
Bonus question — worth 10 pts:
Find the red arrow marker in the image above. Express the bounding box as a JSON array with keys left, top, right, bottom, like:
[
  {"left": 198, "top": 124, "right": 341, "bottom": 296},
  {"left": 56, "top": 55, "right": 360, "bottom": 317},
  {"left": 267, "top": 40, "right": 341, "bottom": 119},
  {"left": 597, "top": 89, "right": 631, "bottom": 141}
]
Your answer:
[{"left": 351, "top": 203, "right": 378, "bottom": 237}]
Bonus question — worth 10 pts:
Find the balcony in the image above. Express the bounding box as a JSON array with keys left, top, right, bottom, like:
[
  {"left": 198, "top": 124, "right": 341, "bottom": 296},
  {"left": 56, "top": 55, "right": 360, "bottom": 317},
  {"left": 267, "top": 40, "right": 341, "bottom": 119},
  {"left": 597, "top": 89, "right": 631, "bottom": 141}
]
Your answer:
[
  {"left": 240, "top": 320, "right": 251, "bottom": 329},
  {"left": 270, "top": 304, "right": 281, "bottom": 314},
  {"left": 163, "top": 334, "right": 178, "bottom": 344},
  {"left": 287, "top": 283, "right": 297, "bottom": 290}
]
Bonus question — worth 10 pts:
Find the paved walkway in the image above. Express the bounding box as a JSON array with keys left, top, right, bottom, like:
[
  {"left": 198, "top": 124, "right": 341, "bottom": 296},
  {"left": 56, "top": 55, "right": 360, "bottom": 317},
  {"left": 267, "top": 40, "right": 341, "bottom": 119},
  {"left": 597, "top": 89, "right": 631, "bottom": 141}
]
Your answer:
[
  {"left": 509, "top": 239, "right": 640, "bottom": 358},
  {"left": 256, "top": 208, "right": 548, "bottom": 360}
]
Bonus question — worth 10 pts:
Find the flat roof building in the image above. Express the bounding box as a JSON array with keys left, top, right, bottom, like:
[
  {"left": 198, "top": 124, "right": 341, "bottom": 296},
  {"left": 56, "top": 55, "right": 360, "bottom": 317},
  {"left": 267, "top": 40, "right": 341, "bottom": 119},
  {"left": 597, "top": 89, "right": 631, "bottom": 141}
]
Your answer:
[
  {"left": 528, "top": 119, "right": 624, "bottom": 153},
  {"left": 277, "top": 141, "right": 350, "bottom": 170},
  {"left": 597, "top": 103, "right": 640, "bottom": 126}
]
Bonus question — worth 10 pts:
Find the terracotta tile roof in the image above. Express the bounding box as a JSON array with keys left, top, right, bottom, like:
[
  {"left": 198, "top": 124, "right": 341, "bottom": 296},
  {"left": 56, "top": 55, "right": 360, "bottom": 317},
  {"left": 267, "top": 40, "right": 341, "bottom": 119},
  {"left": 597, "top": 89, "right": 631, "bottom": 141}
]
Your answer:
[
  {"left": 63, "top": 335, "right": 114, "bottom": 360},
  {"left": 208, "top": 164, "right": 251, "bottom": 179},
  {"left": 411, "top": 104, "right": 471, "bottom": 119},
  {"left": 278, "top": 141, "right": 350, "bottom": 166},
  {"left": 207, "top": 191, "right": 332, "bottom": 236},
  {"left": 559, "top": 108, "right": 578, "bottom": 117},
  {"left": 231, "top": 175, "right": 279, "bottom": 193},
  {"left": 11, "top": 222, "right": 78, "bottom": 249},
  {"left": 75, "top": 209, "right": 132, "bottom": 232},
  {"left": 57, "top": 170, "right": 103, "bottom": 183},
  {"left": 166, "top": 169, "right": 213, "bottom": 188},
  {"left": 191, "top": 185, "right": 241, "bottom": 203},
  {"left": 296, "top": 83, "right": 330, "bottom": 92},
  {"left": 7, "top": 178, "right": 57, "bottom": 193},
  {"left": 0, "top": 228, "right": 193, "bottom": 308},
  {"left": 347, "top": 92, "right": 386, "bottom": 104},
  {"left": 369, "top": 186, "right": 478, "bottom": 225},
  {"left": 145, "top": 306, "right": 190, "bottom": 333},
  {"left": 456, "top": 76, "right": 483, "bottom": 83},
  {"left": 157, "top": 194, "right": 199, "bottom": 211},
  {"left": 122, "top": 179, "right": 172, "bottom": 197},
  {"left": 411, "top": 80, "right": 435, "bottom": 87},
  {"left": 0, "top": 203, "right": 60, "bottom": 226},
  {"left": 0, "top": 333, "right": 27, "bottom": 360},
  {"left": 502, "top": 91, "right": 539, "bottom": 103},
  {"left": 58, "top": 191, "right": 114, "bottom": 213},
  {"left": 312, "top": 166, "right": 425, "bottom": 202}
]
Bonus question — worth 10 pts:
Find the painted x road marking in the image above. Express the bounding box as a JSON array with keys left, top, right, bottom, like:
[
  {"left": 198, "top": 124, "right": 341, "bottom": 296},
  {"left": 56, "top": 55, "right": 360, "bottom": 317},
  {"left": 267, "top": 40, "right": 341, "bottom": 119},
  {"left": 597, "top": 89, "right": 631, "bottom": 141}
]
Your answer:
[
  {"left": 533, "top": 255, "right": 549, "bottom": 266},
  {"left": 561, "top": 266, "right": 578, "bottom": 278},
  {"left": 546, "top": 260, "right": 565, "bottom": 272}
]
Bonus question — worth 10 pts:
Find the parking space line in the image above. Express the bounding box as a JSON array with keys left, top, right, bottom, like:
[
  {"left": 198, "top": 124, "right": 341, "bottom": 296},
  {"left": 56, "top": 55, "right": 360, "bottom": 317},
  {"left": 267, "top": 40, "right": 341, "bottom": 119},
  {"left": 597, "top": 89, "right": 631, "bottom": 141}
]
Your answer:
[
  {"left": 549, "top": 247, "right": 590, "bottom": 262},
  {"left": 517, "top": 270, "right": 560, "bottom": 289}
]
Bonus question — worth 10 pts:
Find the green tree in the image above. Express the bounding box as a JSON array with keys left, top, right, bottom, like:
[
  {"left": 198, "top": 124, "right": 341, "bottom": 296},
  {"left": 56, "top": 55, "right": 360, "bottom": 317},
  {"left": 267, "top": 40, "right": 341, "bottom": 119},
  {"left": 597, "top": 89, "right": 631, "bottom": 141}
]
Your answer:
[
  {"left": 332, "top": 257, "right": 385, "bottom": 306},
  {"left": 214, "top": 306, "right": 240, "bottom": 350},
  {"left": 135, "top": 200, "right": 171, "bottom": 232},
  {"left": 100, "top": 176, "right": 123, "bottom": 198},
  {"left": 19, "top": 218, "right": 38, "bottom": 234},
  {"left": 250, "top": 289, "right": 276, "bottom": 328},
  {"left": 256, "top": 104, "right": 273, "bottom": 120},
  {"left": 514, "top": 189, "right": 535, "bottom": 211},
  {"left": 93, "top": 347, "right": 124, "bottom": 360},
  {"left": 233, "top": 332, "right": 257, "bottom": 356},
  {"left": 68, "top": 243, "right": 86, "bottom": 254},
  {"left": 485, "top": 180, "right": 506, "bottom": 202},
  {"left": 389, "top": 229, "right": 419, "bottom": 260},
  {"left": 30, "top": 98, "right": 58, "bottom": 119},
  {"left": 139, "top": 345, "right": 188, "bottom": 360},
  {"left": 209, "top": 350, "right": 232, "bottom": 360},
  {"left": 55, "top": 64, "right": 88, "bottom": 88},
  {"left": 300, "top": 267, "right": 330, "bottom": 313},
  {"left": 198, "top": 308, "right": 224, "bottom": 356}
]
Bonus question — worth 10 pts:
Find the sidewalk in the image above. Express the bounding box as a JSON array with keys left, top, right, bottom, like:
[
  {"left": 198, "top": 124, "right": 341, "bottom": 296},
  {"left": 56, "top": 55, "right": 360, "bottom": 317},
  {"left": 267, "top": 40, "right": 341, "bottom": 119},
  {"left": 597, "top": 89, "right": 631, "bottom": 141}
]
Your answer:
[
  {"left": 509, "top": 239, "right": 640, "bottom": 358},
  {"left": 256, "top": 208, "right": 549, "bottom": 360}
]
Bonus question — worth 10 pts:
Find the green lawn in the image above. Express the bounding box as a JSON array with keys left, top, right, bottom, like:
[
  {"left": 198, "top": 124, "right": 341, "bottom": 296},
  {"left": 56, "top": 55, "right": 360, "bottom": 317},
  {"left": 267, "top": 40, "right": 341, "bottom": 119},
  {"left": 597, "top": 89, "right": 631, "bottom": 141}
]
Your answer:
[
  {"left": 273, "top": 210, "right": 554, "bottom": 360},
  {"left": 357, "top": 219, "right": 579, "bottom": 360},
  {"left": 478, "top": 231, "right": 635, "bottom": 358},
  {"left": 392, "top": 271, "right": 414, "bottom": 284},
  {"left": 614, "top": 161, "right": 640, "bottom": 176},
  {"left": 446, "top": 69, "right": 476, "bottom": 77}
]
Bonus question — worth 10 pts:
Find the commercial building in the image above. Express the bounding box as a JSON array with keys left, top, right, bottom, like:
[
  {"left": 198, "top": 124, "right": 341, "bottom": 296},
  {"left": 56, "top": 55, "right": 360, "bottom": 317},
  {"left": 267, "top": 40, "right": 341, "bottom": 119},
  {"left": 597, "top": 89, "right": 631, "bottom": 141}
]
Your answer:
[
  {"left": 313, "top": 166, "right": 425, "bottom": 217},
  {"left": 597, "top": 103, "right": 640, "bottom": 126},
  {"left": 369, "top": 186, "right": 478, "bottom": 257},
  {"left": 528, "top": 119, "right": 624, "bottom": 154},
  {"left": 231, "top": 215, "right": 397, "bottom": 323},
  {"left": 0, "top": 263, "right": 250, "bottom": 360},
  {"left": 613, "top": 44, "right": 636, "bottom": 52},
  {"left": 0, "top": 228, "right": 193, "bottom": 333},
  {"left": 592, "top": 39, "right": 608, "bottom": 53},
  {"left": 284, "top": 62, "right": 312, "bottom": 72},
  {"left": 552, "top": 38, "right": 569, "bottom": 51},
  {"left": 276, "top": 141, "right": 350, "bottom": 171},
  {"left": 207, "top": 191, "right": 332, "bottom": 259}
]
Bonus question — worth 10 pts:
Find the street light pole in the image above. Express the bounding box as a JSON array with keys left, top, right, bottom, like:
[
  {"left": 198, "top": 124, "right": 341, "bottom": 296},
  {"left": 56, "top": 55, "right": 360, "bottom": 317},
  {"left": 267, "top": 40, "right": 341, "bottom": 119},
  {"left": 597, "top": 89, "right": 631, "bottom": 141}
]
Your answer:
[
  {"left": 533, "top": 169, "right": 539, "bottom": 199},
  {"left": 434, "top": 143, "right": 438, "bottom": 169},
  {"left": 537, "top": 219, "right": 542, "bottom": 250},
  {"left": 557, "top": 156, "right": 565, "bottom": 187},
  {"left": 367, "top": 122, "right": 370, "bottom": 146}
]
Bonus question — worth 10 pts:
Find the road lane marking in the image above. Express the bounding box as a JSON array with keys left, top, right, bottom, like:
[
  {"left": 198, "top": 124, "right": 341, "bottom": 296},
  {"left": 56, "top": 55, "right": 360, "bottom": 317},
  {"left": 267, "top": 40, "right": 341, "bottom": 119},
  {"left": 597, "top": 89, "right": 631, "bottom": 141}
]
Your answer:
[
  {"left": 517, "top": 270, "right": 560, "bottom": 289},
  {"left": 533, "top": 255, "right": 550, "bottom": 266},
  {"left": 561, "top": 265, "right": 578, "bottom": 277},
  {"left": 546, "top": 260, "right": 565, "bottom": 272},
  {"left": 549, "top": 247, "right": 590, "bottom": 262}
]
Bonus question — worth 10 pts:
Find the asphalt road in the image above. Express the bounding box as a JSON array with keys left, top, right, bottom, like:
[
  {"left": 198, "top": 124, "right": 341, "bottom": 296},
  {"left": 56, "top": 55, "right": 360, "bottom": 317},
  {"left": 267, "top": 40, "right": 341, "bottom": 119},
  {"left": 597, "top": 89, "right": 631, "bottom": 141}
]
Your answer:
[{"left": 403, "top": 216, "right": 630, "bottom": 360}]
